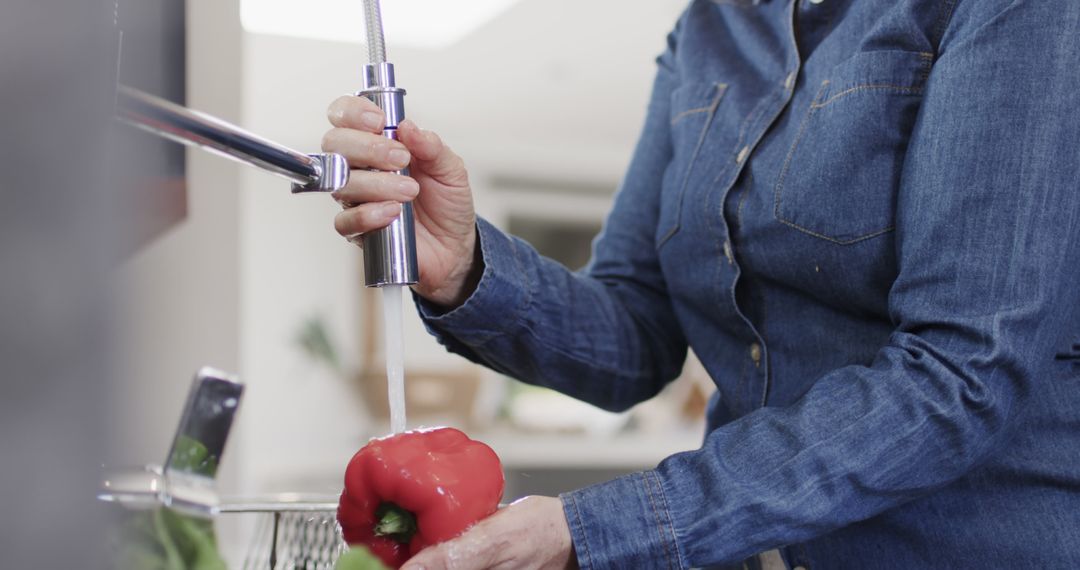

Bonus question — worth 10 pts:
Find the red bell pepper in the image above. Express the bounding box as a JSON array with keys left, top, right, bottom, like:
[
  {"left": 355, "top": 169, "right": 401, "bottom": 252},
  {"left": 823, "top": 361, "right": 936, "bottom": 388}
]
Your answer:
[{"left": 337, "top": 427, "right": 505, "bottom": 569}]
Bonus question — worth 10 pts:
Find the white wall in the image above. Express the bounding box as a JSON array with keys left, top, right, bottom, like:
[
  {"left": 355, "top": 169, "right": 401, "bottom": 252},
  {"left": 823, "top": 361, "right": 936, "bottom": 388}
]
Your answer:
[
  {"left": 231, "top": 44, "right": 372, "bottom": 493},
  {"left": 110, "top": 0, "right": 243, "bottom": 470}
]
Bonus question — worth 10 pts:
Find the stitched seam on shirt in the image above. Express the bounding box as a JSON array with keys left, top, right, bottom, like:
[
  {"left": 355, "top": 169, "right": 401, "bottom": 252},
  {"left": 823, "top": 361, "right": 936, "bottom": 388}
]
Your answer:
[
  {"left": 931, "top": 0, "right": 961, "bottom": 54},
  {"left": 643, "top": 473, "right": 678, "bottom": 570},
  {"left": 715, "top": 82, "right": 789, "bottom": 416},
  {"left": 916, "top": 51, "right": 935, "bottom": 85},
  {"left": 570, "top": 494, "right": 596, "bottom": 570},
  {"left": 773, "top": 80, "right": 898, "bottom": 246},
  {"left": 650, "top": 472, "right": 688, "bottom": 569},
  {"left": 707, "top": 154, "right": 748, "bottom": 415},
  {"left": 757, "top": 284, "right": 771, "bottom": 408},
  {"left": 777, "top": 218, "right": 895, "bottom": 245},
  {"left": 811, "top": 84, "right": 924, "bottom": 109},
  {"left": 708, "top": 137, "right": 760, "bottom": 416},
  {"left": 718, "top": 84, "right": 782, "bottom": 187},
  {"left": 671, "top": 107, "right": 711, "bottom": 125},
  {"left": 642, "top": 475, "right": 674, "bottom": 570},
  {"left": 773, "top": 80, "right": 825, "bottom": 236},
  {"left": 660, "top": 83, "right": 728, "bottom": 248}
]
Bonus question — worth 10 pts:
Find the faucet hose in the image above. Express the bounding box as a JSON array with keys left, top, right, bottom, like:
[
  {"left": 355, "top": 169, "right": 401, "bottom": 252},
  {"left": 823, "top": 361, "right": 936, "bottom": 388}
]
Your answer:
[{"left": 363, "top": 0, "right": 387, "bottom": 65}]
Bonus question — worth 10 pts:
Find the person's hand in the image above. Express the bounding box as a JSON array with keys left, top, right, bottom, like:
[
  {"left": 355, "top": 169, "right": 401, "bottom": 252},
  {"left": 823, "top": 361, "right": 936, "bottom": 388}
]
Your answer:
[
  {"left": 401, "top": 496, "right": 578, "bottom": 570},
  {"left": 322, "top": 96, "right": 481, "bottom": 307}
]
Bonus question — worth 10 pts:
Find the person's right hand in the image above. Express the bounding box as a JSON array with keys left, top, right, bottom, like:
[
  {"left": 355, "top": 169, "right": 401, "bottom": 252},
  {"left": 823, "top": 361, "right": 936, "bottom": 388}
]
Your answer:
[{"left": 323, "top": 95, "right": 482, "bottom": 308}]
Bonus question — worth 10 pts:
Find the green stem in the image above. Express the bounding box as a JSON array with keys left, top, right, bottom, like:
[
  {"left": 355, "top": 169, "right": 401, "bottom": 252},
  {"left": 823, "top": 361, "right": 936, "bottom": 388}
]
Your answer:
[{"left": 373, "top": 503, "right": 418, "bottom": 544}]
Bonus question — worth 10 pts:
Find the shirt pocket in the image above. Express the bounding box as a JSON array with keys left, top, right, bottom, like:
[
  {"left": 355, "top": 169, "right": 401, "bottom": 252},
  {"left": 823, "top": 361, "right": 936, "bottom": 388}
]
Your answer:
[
  {"left": 657, "top": 80, "right": 728, "bottom": 248},
  {"left": 773, "top": 50, "right": 932, "bottom": 245}
]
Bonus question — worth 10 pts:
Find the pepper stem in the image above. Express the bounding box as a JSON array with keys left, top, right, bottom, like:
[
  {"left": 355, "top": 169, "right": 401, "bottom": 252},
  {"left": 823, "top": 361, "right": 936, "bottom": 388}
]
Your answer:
[{"left": 373, "top": 503, "right": 418, "bottom": 544}]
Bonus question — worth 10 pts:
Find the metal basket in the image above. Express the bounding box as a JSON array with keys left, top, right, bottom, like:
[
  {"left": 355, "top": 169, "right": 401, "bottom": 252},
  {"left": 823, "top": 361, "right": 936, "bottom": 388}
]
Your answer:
[{"left": 224, "top": 497, "right": 347, "bottom": 570}]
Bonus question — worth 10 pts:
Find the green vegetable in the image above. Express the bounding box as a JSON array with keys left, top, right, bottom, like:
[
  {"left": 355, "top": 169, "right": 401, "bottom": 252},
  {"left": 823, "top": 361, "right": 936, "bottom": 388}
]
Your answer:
[
  {"left": 113, "top": 507, "right": 226, "bottom": 570},
  {"left": 335, "top": 546, "right": 391, "bottom": 570},
  {"left": 296, "top": 315, "right": 343, "bottom": 375},
  {"left": 168, "top": 435, "right": 219, "bottom": 477}
]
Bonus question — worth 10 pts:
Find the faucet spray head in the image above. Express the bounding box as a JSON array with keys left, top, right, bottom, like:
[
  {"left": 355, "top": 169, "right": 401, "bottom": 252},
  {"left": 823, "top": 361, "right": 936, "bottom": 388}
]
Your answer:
[{"left": 357, "top": 1, "right": 419, "bottom": 287}]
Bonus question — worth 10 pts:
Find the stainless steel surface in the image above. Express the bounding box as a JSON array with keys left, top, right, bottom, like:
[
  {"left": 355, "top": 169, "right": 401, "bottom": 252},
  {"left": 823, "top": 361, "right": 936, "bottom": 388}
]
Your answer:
[
  {"left": 98, "top": 368, "right": 246, "bottom": 518},
  {"left": 222, "top": 495, "right": 345, "bottom": 569},
  {"left": 100, "top": 485, "right": 346, "bottom": 568},
  {"left": 363, "top": 0, "right": 387, "bottom": 64},
  {"left": 362, "top": 60, "right": 395, "bottom": 90},
  {"left": 116, "top": 85, "right": 348, "bottom": 193},
  {"left": 363, "top": 199, "right": 420, "bottom": 287},
  {"left": 356, "top": 3, "right": 419, "bottom": 286},
  {"left": 164, "top": 367, "right": 243, "bottom": 478},
  {"left": 242, "top": 508, "right": 344, "bottom": 570},
  {"left": 159, "top": 368, "right": 244, "bottom": 516},
  {"left": 97, "top": 465, "right": 167, "bottom": 509},
  {"left": 357, "top": 60, "right": 420, "bottom": 286},
  {"left": 292, "top": 152, "right": 350, "bottom": 194},
  {"left": 220, "top": 494, "right": 340, "bottom": 513},
  {"left": 361, "top": 63, "right": 406, "bottom": 126}
]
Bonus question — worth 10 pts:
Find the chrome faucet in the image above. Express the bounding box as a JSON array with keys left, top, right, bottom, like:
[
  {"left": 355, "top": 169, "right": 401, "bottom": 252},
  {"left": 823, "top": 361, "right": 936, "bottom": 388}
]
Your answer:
[
  {"left": 354, "top": 0, "right": 420, "bottom": 287},
  {"left": 113, "top": 0, "right": 420, "bottom": 288},
  {"left": 116, "top": 86, "right": 349, "bottom": 194}
]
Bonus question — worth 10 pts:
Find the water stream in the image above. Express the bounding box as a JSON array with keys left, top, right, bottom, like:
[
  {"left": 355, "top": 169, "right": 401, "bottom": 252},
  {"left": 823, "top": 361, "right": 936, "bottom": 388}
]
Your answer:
[{"left": 381, "top": 285, "right": 407, "bottom": 434}]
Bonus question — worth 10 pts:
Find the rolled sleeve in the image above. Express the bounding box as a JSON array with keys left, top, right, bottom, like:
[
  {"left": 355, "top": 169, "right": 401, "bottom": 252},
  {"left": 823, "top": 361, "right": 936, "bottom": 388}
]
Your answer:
[
  {"left": 561, "top": 471, "right": 686, "bottom": 570},
  {"left": 415, "top": 217, "right": 532, "bottom": 348}
]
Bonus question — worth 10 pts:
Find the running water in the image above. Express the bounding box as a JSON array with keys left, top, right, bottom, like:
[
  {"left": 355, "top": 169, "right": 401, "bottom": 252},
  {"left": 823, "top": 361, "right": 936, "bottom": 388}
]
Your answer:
[{"left": 382, "top": 285, "right": 407, "bottom": 433}]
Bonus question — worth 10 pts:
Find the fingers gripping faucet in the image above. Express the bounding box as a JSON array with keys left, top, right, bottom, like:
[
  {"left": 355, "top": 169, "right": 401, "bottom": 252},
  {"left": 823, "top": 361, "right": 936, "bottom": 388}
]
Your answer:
[
  {"left": 114, "top": 0, "right": 418, "bottom": 288},
  {"left": 350, "top": 0, "right": 419, "bottom": 287}
]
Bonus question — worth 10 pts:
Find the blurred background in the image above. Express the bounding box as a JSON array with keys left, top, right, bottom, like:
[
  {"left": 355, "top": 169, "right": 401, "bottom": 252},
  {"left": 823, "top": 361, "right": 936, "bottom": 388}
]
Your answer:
[{"left": 3, "top": 0, "right": 712, "bottom": 567}]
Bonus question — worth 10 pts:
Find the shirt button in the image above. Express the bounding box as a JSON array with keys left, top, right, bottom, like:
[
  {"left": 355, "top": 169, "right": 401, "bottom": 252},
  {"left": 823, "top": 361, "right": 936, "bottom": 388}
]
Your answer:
[
  {"left": 750, "top": 343, "right": 762, "bottom": 366},
  {"left": 784, "top": 71, "right": 797, "bottom": 90},
  {"left": 736, "top": 146, "right": 750, "bottom": 164},
  {"left": 807, "top": 0, "right": 824, "bottom": 4}
]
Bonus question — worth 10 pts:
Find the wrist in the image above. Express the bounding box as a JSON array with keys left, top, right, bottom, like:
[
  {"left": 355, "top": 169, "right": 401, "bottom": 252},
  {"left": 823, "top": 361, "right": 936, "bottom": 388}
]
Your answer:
[{"left": 415, "top": 226, "right": 483, "bottom": 309}]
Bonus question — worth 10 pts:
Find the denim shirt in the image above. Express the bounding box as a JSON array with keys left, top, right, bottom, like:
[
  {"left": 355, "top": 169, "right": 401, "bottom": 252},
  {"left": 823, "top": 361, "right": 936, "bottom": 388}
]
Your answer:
[{"left": 417, "top": 0, "right": 1080, "bottom": 567}]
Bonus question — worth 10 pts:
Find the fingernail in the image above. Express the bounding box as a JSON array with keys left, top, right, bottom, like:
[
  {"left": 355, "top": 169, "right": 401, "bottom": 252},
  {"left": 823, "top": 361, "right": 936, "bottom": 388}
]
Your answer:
[
  {"left": 361, "top": 111, "right": 384, "bottom": 130},
  {"left": 388, "top": 148, "right": 411, "bottom": 168},
  {"left": 397, "top": 177, "right": 419, "bottom": 197},
  {"left": 378, "top": 201, "right": 402, "bottom": 218}
]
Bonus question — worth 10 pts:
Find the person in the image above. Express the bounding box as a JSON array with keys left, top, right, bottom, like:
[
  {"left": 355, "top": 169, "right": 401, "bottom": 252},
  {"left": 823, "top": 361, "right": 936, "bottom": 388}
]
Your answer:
[{"left": 321, "top": 0, "right": 1080, "bottom": 568}]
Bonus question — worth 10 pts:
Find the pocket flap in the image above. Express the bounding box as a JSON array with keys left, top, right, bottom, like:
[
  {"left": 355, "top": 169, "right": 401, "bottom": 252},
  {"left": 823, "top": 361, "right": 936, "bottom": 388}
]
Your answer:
[{"left": 814, "top": 50, "right": 933, "bottom": 108}]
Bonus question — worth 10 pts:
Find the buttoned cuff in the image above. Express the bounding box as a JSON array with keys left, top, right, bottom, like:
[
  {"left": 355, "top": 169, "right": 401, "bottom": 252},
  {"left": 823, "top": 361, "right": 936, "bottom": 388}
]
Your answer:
[
  {"left": 561, "top": 471, "right": 687, "bottom": 570},
  {"left": 414, "top": 217, "right": 532, "bottom": 346}
]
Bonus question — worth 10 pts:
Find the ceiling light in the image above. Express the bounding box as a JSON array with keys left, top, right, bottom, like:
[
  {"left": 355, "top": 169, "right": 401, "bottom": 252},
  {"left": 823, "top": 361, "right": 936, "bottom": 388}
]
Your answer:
[{"left": 241, "top": 0, "right": 521, "bottom": 50}]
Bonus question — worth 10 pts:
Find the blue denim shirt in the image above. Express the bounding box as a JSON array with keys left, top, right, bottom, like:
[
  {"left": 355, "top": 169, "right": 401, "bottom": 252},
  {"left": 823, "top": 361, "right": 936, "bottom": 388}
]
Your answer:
[{"left": 417, "top": 0, "right": 1080, "bottom": 567}]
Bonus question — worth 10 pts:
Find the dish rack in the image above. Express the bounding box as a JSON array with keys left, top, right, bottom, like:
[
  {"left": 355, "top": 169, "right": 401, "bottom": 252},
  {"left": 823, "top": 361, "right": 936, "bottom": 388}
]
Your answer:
[
  {"left": 224, "top": 496, "right": 347, "bottom": 570},
  {"left": 97, "top": 373, "right": 351, "bottom": 569},
  {"left": 99, "top": 468, "right": 349, "bottom": 569}
]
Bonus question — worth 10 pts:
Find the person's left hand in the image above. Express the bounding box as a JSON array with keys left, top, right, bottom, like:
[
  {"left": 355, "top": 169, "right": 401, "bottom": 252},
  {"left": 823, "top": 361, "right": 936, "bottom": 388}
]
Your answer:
[{"left": 401, "top": 496, "right": 579, "bottom": 570}]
